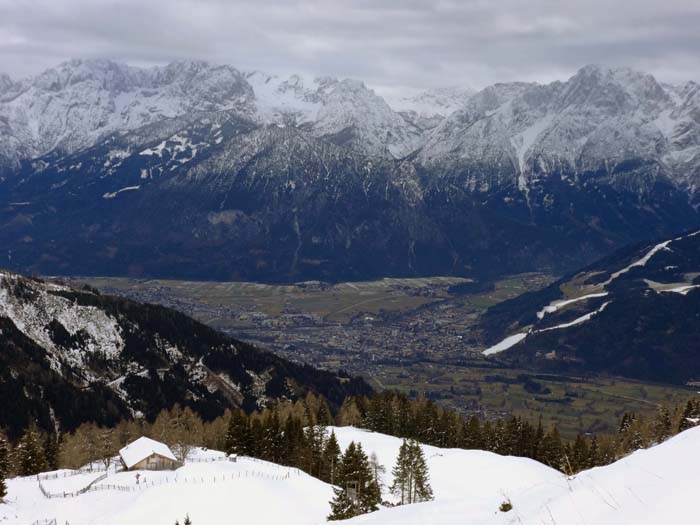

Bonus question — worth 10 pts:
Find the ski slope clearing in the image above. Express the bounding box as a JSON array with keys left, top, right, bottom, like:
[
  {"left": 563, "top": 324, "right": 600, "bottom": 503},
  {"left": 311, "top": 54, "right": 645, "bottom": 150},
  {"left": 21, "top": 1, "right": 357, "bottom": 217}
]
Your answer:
[
  {"left": 1, "top": 426, "right": 698, "bottom": 524},
  {"left": 340, "top": 426, "right": 700, "bottom": 525}
]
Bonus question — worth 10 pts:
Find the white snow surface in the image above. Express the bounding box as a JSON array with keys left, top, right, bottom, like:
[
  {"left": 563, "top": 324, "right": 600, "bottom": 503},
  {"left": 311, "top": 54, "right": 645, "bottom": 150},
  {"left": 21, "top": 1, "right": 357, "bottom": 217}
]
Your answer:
[
  {"left": 604, "top": 239, "right": 673, "bottom": 285},
  {"left": 340, "top": 426, "right": 700, "bottom": 525},
  {"left": 539, "top": 301, "right": 611, "bottom": 332},
  {"left": 482, "top": 333, "right": 528, "bottom": 356},
  {"left": 537, "top": 292, "right": 609, "bottom": 319},
  {"left": 2, "top": 426, "right": 699, "bottom": 525},
  {"left": 484, "top": 299, "right": 611, "bottom": 356},
  {"left": 660, "top": 284, "right": 700, "bottom": 295},
  {"left": 119, "top": 437, "right": 177, "bottom": 469}
]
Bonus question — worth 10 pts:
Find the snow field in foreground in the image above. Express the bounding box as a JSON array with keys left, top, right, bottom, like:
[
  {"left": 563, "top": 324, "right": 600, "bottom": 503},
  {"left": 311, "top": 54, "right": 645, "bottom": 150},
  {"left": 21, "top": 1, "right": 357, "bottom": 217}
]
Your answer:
[{"left": 2, "top": 425, "right": 699, "bottom": 524}]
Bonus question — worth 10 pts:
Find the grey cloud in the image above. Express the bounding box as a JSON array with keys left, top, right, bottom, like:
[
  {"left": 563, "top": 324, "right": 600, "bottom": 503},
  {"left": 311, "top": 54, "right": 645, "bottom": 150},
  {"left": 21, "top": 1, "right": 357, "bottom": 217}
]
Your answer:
[{"left": 0, "top": 0, "right": 698, "bottom": 91}]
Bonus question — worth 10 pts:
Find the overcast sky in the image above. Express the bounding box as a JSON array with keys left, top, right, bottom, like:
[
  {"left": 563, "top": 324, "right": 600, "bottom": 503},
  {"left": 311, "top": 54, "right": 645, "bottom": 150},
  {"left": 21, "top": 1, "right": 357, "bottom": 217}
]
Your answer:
[{"left": 1, "top": 0, "right": 699, "bottom": 94}]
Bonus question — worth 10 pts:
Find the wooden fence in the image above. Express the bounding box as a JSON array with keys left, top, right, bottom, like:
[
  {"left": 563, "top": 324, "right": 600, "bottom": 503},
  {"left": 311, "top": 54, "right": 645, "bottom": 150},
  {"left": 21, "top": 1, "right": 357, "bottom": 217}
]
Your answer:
[
  {"left": 35, "top": 464, "right": 111, "bottom": 481},
  {"left": 38, "top": 472, "right": 108, "bottom": 499},
  {"left": 185, "top": 456, "right": 236, "bottom": 464}
]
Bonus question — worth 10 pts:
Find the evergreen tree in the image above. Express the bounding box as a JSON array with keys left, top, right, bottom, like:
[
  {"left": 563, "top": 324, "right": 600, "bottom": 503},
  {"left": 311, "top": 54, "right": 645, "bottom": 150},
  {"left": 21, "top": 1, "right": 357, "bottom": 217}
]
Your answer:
[
  {"left": 408, "top": 441, "right": 433, "bottom": 503},
  {"left": 261, "top": 409, "right": 283, "bottom": 463},
  {"left": 16, "top": 426, "right": 47, "bottom": 476},
  {"left": 44, "top": 432, "right": 60, "bottom": 471},
  {"left": 0, "top": 433, "right": 9, "bottom": 477},
  {"left": 328, "top": 486, "right": 356, "bottom": 521},
  {"left": 390, "top": 440, "right": 411, "bottom": 505},
  {"left": 389, "top": 439, "right": 433, "bottom": 505},
  {"left": 653, "top": 406, "right": 673, "bottom": 443},
  {"left": 328, "top": 441, "right": 381, "bottom": 520},
  {"left": 0, "top": 472, "right": 5, "bottom": 501},
  {"left": 461, "top": 415, "right": 483, "bottom": 450},
  {"left": 539, "top": 427, "right": 563, "bottom": 470},
  {"left": 225, "top": 410, "right": 251, "bottom": 456},
  {"left": 532, "top": 418, "right": 545, "bottom": 462},
  {"left": 321, "top": 431, "right": 341, "bottom": 484},
  {"left": 570, "top": 435, "right": 590, "bottom": 472},
  {"left": 678, "top": 400, "right": 700, "bottom": 433},
  {"left": 183, "top": 515, "right": 192, "bottom": 525},
  {"left": 588, "top": 435, "right": 600, "bottom": 468}
]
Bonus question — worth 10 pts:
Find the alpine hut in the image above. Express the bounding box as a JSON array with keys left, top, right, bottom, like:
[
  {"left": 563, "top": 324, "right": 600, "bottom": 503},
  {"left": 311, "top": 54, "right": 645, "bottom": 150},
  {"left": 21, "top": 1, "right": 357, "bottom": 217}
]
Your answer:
[{"left": 119, "top": 437, "right": 180, "bottom": 471}]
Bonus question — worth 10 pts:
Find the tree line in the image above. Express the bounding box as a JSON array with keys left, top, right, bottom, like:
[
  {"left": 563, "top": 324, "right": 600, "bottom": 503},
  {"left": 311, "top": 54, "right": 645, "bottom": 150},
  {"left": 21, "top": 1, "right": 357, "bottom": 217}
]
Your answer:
[{"left": 1, "top": 391, "right": 699, "bottom": 507}]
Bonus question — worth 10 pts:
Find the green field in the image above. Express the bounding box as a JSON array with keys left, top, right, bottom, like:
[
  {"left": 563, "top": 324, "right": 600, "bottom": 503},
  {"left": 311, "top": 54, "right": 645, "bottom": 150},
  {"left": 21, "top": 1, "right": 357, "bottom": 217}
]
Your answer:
[{"left": 374, "top": 363, "right": 694, "bottom": 439}]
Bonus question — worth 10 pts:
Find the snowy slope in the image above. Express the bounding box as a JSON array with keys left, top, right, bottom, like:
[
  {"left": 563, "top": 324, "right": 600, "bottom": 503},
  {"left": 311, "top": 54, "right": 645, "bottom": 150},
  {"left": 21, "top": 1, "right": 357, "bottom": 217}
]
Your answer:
[
  {"left": 331, "top": 426, "right": 562, "bottom": 504},
  {"left": 0, "top": 452, "right": 332, "bottom": 525},
  {"left": 2, "top": 426, "right": 698, "bottom": 525},
  {"left": 0, "top": 428, "right": 562, "bottom": 525},
  {"left": 339, "top": 426, "right": 700, "bottom": 525}
]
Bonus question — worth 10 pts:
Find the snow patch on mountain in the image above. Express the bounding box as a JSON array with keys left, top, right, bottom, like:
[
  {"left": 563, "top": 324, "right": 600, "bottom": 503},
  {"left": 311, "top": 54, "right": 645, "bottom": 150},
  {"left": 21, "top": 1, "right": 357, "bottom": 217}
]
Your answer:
[
  {"left": 103, "top": 185, "right": 141, "bottom": 199},
  {"left": 482, "top": 333, "right": 528, "bottom": 356},
  {"left": 537, "top": 292, "right": 610, "bottom": 319}
]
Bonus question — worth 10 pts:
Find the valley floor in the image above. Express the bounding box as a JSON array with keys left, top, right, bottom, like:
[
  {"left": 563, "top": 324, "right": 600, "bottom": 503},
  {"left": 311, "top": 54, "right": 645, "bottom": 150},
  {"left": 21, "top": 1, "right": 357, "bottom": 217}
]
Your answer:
[{"left": 64, "top": 274, "right": 694, "bottom": 438}]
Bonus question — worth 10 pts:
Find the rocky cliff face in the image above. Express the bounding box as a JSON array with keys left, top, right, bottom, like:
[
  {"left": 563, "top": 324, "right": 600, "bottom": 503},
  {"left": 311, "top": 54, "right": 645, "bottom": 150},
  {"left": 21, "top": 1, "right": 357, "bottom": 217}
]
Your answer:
[{"left": 0, "top": 270, "right": 371, "bottom": 438}]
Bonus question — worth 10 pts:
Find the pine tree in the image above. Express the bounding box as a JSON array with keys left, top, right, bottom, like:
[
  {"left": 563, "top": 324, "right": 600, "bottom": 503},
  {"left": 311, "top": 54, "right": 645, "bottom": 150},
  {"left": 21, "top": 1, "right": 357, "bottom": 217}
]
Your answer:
[
  {"left": 678, "top": 400, "right": 700, "bottom": 433},
  {"left": 16, "top": 426, "right": 48, "bottom": 476},
  {"left": 261, "top": 409, "right": 283, "bottom": 463},
  {"left": 321, "top": 431, "right": 341, "bottom": 484},
  {"left": 570, "top": 435, "right": 590, "bottom": 473},
  {"left": 653, "top": 406, "right": 673, "bottom": 443},
  {"left": 390, "top": 439, "right": 433, "bottom": 505},
  {"left": 225, "top": 410, "right": 250, "bottom": 456},
  {"left": 328, "top": 487, "right": 356, "bottom": 521},
  {"left": 328, "top": 441, "right": 381, "bottom": 520},
  {"left": 461, "top": 415, "right": 483, "bottom": 449},
  {"left": 539, "top": 427, "right": 563, "bottom": 470},
  {"left": 183, "top": 515, "right": 192, "bottom": 525},
  {"left": 408, "top": 441, "right": 433, "bottom": 503},
  {"left": 588, "top": 435, "right": 600, "bottom": 468},
  {"left": 44, "top": 432, "right": 60, "bottom": 471},
  {"left": 354, "top": 443, "right": 381, "bottom": 513},
  {"left": 0, "top": 433, "right": 9, "bottom": 477},
  {"left": 0, "top": 458, "right": 6, "bottom": 500}
]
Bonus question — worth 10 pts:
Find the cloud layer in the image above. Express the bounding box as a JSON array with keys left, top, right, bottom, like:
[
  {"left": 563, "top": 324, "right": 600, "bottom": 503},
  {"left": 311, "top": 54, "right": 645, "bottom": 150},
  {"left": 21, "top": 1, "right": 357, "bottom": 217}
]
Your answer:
[{"left": 1, "top": 0, "right": 699, "bottom": 91}]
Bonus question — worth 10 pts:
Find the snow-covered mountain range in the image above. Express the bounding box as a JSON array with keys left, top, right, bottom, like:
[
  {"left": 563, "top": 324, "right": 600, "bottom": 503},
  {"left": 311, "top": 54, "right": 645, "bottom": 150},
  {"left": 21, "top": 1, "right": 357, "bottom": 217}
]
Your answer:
[
  {"left": 3, "top": 59, "right": 699, "bottom": 180},
  {"left": 2, "top": 59, "right": 700, "bottom": 282}
]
